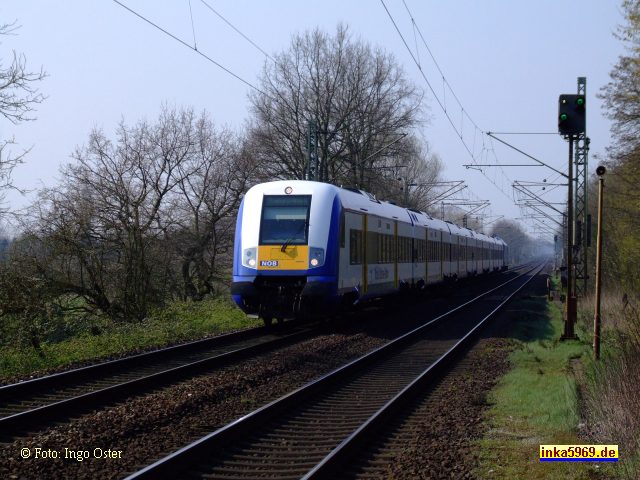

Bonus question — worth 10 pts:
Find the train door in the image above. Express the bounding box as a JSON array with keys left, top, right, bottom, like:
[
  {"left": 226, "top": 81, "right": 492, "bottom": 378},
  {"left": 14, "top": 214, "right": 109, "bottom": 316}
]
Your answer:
[
  {"left": 482, "top": 241, "right": 487, "bottom": 272},
  {"left": 470, "top": 238, "right": 475, "bottom": 274},
  {"left": 439, "top": 230, "right": 443, "bottom": 281},
  {"left": 443, "top": 232, "right": 451, "bottom": 279},
  {"left": 470, "top": 238, "right": 474, "bottom": 275},
  {"left": 462, "top": 236, "right": 468, "bottom": 278},
  {"left": 394, "top": 220, "right": 399, "bottom": 289},
  {"left": 424, "top": 229, "right": 428, "bottom": 284},
  {"left": 455, "top": 235, "right": 460, "bottom": 278},
  {"left": 339, "top": 211, "right": 365, "bottom": 296}
]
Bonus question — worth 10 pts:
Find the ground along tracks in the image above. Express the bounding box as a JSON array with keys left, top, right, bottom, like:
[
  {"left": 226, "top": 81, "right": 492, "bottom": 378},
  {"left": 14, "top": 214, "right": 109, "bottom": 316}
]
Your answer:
[
  {"left": 126, "top": 263, "right": 544, "bottom": 479},
  {"left": 0, "top": 324, "right": 316, "bottom": 440}
]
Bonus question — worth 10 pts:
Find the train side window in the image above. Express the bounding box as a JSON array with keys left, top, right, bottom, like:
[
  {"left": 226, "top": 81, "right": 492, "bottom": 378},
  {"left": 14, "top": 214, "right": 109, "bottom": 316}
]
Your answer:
[
  {"left": 382, "top": 234, "right": 387, "bottom": 263},
  {"left": 389, "top": 235, "right": 395, "bottom": 263},
  {"left": 349, "top": 229, "right": 363, "bottom": 265},
  {"left": 340, "top": 212, "right": 345, "bottom": 248},
  {"left": 367, "top": 231, "right": 378, "bottom": 264},
  {"left": 400, "top": 236, "right": 407, "bottom": 263},
  {"left": 386, "top": 235, "right": 398, "bottom": 263}
]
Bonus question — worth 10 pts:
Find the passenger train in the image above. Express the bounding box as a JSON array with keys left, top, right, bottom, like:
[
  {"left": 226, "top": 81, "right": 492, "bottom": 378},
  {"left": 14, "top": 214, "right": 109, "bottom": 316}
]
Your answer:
[{"left": 232, "top": 180, "right": 507, "bottom": 326}]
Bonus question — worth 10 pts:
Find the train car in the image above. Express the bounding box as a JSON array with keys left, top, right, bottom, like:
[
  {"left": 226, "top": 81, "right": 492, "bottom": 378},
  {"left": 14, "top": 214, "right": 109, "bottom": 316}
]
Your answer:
[{"left": 231, "top": 180, "right": 507, "bottom": 326}]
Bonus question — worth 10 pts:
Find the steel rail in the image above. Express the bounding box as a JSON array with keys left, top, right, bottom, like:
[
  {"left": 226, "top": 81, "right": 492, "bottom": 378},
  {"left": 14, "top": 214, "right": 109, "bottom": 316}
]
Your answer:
[
  {"left": 0, "top": 325, "right": 268, "bottom": 399},
  {"left": 0, "top": 326, "right": 315, "bottom": 438},
  {"left": 0, "top": 264, "right": 529, "bottom": 440},
  {"left": 304, "top": 263, "right": 544, "bottom": 479},
  {"left": 125, "top": 263, "right": 542, "bottom": 479}
]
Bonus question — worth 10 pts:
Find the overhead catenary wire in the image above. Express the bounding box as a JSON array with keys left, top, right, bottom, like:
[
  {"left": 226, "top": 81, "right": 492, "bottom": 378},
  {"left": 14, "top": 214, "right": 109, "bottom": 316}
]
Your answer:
[
  {"left": 188, "top": 0, "right": 197, "bottom": 50},
  {"left": 199, "top": 0, "right": 275, "bottom": 62},
  {"left": 400, "top": 0, "right": 480, "bottom": 131},
  {"left": 112, "top": 0, "right": 270, "bottom": 98},
  {"left": 397, "top": 2, "right": 566, "bottom": 238},
  {"left": 404, "top": 0, "right": 512, "bottom": 195},
  {"left": 379, "top": 0, "right": 513, "bottom": 203}
]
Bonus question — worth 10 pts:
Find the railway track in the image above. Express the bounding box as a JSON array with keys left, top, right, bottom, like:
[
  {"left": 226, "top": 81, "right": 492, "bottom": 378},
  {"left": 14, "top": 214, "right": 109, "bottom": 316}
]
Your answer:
[
  {"left": 0, "top": 265, "right": 528, "bottom": 446},
  {"left": 0, "top": 324, "right": 316, "bottom": 440},
  {"left": 126, "top": 263, "right": 543, "bottom": 479},
  {"left": 342, "top": 344, "right": 508, "bottom": 479}
]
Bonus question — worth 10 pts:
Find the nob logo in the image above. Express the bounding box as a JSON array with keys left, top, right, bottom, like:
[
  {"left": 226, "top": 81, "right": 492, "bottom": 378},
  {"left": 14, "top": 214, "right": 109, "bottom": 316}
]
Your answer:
[{"left": 260, "top": 260, "right": 279, "bottom": 267}]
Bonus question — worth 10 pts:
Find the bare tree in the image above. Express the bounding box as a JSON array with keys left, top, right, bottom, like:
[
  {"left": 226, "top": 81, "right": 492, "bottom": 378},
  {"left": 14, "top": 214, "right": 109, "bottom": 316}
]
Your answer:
[
  {"left": 0, "top": 21, "right": 47, "bottom": 212},
  {"left": 170, "top": 118, "right": 255, "bottom": 300},
  {"left": 18, "top": 106, "right": 250, "bottom": 321},
  {"left": 490, "top": 219, "right": 535, "bottom": 264},
  {"left": 371, "top": 135, "right": 443, "bottom": 208},
  {"left": 248, "top": 24, "right": 424, "bottom": 190}
]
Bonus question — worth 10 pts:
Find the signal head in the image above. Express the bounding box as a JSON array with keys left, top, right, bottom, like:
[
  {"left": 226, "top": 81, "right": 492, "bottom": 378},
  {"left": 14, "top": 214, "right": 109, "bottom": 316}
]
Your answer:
[
  {"left": 558, "top": 93, "right": 586, "bottom": 136},
  {"left": 596, "top": 165, "right": 606, "bottom": 176}
]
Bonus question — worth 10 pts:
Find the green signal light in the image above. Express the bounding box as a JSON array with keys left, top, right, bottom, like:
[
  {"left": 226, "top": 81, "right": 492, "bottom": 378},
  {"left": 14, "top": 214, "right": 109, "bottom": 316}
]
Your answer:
[
  {"left": 576, "top": 97, "right": 585, "bottom": 107},
  {"left": 560, "top": 113, "right": 568, "bottom": 122}
]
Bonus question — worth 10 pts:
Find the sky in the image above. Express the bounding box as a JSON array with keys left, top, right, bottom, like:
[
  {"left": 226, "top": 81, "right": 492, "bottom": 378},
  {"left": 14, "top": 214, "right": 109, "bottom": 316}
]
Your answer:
[{"left": 0, "top": 1, "right": 626, "bottom": 239}]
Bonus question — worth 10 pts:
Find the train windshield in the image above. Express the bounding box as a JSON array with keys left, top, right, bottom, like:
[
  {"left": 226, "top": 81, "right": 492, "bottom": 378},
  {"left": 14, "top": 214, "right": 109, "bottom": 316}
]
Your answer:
[{"left": 259, "top": 195, "right": 311, "bottom": 245}]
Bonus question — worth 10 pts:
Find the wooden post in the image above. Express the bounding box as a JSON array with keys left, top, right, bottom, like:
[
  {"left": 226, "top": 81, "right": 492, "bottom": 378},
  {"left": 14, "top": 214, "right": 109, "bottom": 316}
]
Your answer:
[{"left": 593, "top": 167, "right": 606, "bottom": 359}]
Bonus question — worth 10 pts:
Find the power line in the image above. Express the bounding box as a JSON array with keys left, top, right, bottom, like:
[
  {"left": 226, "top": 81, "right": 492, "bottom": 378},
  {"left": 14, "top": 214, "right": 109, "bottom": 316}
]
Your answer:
[
  {"left": 112, "top": 0, "right": 268, "bottom": 97},
  {"left": 193, "top": 1, "right": 320, "bottom": 119},
  {"left": 199, "top": 0, "right": 275, "bottom": 62},
  {"left": 188, "top": 0, "right": 197, "bottom": 50},
  {"left": 379, "top": 0, "right": 513, "bottom": 202},
  {"left": 489, "top": 132, "right": 560, "bottom": 135},
  {"left": 401, "top": 0, "right": 481, "bottom": 132},
  {"left": 379, "top": 0, "right": 467, "bottom": 153}
]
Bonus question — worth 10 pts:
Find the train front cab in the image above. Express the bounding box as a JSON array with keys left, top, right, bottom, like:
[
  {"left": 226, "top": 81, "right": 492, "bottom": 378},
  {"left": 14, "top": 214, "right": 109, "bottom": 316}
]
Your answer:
[{"left": 231, "top": 182, "right": 341, "bottom": 325}]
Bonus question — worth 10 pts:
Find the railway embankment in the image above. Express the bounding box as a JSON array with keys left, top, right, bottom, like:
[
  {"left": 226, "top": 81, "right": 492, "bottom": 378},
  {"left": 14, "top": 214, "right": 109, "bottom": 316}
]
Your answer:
[
  {"left": 0, "top": 298, "right": 260, "bottom": 385},
  {"left": 474, "top": 272, "right": 615, "bottom": 480}
]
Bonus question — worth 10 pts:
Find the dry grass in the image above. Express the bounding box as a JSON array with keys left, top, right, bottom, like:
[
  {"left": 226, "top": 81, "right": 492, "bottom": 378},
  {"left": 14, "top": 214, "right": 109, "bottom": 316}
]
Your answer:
[{"left": 579, "top": 291, "right": 640, "bottom": 479}]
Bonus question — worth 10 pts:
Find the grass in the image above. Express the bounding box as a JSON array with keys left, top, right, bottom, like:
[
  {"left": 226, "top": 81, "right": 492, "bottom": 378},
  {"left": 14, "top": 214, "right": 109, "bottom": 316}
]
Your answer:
[
  {"left": 475, "top": 285, "right": 615, "bottom": 479},
  {"left": 577, "top": 291, "right": 640, "bottom": 480},
  {"left": 0, "top": 297, "right": 260, "bottom": 381}
]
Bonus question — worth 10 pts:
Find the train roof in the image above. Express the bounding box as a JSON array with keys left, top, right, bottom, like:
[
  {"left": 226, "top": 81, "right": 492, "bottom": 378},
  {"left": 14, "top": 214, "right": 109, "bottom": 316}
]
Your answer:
[{"left": 246, "top": 180, "right": 504, "bottom": 245}]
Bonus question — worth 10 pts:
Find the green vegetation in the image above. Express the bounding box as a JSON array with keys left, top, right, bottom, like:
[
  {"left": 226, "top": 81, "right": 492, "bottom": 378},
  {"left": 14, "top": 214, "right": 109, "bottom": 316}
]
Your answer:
[
  {"left": 577, "top": 292, "right": 640, "bottom": 480},
  {"left": 0, "top": 297, "right": 259, "bottom": 381},
  {"left": 598, "top": 0, "right": 640, "bottom": 295},
  {"left": 475, "top": 289, "right": 611, "bottom": 479}
]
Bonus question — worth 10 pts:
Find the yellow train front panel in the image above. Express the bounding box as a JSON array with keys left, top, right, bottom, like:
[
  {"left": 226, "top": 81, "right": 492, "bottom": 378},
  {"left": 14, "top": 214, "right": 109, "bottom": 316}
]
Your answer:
[{"left": 257, "top": 245, "right": 309, "bottom": 271}]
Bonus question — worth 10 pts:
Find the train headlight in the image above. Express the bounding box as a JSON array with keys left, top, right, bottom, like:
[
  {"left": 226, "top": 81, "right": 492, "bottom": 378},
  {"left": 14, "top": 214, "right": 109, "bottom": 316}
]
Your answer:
[
  {"left": 309, "top": 247, "right": 325, "bottom": 268},
  {"left": 242, "top": 247, "right": 258, "bottom": 269}
]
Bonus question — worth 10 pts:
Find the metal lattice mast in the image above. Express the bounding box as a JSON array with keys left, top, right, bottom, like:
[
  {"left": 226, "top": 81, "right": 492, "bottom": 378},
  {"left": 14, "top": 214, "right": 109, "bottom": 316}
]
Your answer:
[
  {"left": 306, "top": 120, "right": 318, "bottom": 181},
  {"left": 574, "top": 77, "right": 589, "bottom": 296}
]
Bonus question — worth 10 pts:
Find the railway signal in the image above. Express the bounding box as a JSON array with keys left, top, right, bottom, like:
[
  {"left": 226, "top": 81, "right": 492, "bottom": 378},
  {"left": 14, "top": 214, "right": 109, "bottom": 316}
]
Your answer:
[
  {"left": 558, "top": 94, "right": 586, "bottom": 136},
  {"left": 558, "top": 89, "right": 588, "bottom": 340}
]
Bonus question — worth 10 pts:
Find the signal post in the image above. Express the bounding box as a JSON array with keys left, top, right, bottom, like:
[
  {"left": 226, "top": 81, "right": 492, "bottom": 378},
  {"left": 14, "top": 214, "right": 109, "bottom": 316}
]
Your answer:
[{"left": 558, "top": 93, "right": 585, "bottom": 340}]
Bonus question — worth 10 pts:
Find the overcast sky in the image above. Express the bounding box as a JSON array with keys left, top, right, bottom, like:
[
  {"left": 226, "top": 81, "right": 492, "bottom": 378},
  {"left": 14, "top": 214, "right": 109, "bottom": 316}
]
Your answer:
[{"left": 0, "top": 1, "right": 625, "bottom": 238}]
